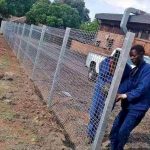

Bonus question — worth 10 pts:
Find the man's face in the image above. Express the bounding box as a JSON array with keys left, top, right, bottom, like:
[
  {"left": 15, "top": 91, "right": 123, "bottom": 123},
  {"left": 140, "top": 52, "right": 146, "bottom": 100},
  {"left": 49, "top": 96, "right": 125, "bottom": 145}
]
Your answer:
[{"left": 129, "top": 49, "right": 143, "bottom": 66}]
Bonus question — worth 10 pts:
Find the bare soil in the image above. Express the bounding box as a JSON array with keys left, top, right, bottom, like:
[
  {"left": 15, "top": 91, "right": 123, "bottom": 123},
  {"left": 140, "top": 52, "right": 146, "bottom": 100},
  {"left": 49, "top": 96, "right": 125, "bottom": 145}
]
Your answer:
[
  {"left": 0, "top": 35, "right": 74, "bottom": 150},
  {"left": 0, "top": 35, "right": 149, "bottom": 150}
]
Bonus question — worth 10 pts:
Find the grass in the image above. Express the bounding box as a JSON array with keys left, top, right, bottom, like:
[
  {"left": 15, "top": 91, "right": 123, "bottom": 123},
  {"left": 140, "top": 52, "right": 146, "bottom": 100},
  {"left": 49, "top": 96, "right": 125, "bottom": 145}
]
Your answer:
[
  {"left": 0, "top": 102, "right": 15, "bottom": 121},
  {"left": 0, "top": 53, "right": 10, "bottom": 69}
]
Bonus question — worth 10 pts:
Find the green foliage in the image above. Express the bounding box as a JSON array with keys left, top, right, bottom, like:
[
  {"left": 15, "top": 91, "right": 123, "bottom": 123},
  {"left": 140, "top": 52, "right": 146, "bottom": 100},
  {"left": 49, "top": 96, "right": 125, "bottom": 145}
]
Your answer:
[
  {"left": 0, "top": 0, "right": 37, "bottom": 18},
  {"left": 6, "top": 0, "right": 37, "bottom": 17},
  {"left": 54, "top": 0, "right": 90, "bottom": 22},
  {"left": 0, "top": 0, "right": 8, "bottom": 17},
  {"left": 26, "top": 1, "right": 81, "bottom": 28},
  {"left": 46, "top": 16, "right": 63, "bottom": 27},
  {"left": 26, "top": 0, "right": 50, "bottom": 24},
  {"left": 80, "top": 19, "right": 100, "bottom": 32}
]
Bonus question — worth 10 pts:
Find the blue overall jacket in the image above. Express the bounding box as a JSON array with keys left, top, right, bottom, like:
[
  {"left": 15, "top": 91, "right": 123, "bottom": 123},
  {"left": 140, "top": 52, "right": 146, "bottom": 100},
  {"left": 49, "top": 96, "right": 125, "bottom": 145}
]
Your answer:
[
  {"left": 119, "top": 61, "right": 150, "bottom": 111},
  {"left": 88, "top": 57, "right": 131, "bottom": 139}
]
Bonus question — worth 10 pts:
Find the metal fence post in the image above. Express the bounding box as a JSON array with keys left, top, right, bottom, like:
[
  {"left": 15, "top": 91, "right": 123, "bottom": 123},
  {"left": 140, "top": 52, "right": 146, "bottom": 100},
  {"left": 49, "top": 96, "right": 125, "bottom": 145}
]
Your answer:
[
  {"left": 9, "top": 22, "right": 15, "bottom": 49},
  {"left": 2, "top": 21, "right": 6, "bottom": 38},
  {"left": 8, "top": 22, "right": 12, "bottom": 44},
  {"left": 7, "top": 22, "right": 12, "bottom": 47},
  {"left": 11, "top": 22, "right": 16, "bottom": 48},
  {"left": 4, "top": 22, "right": 8, "bottom": 39},
  {"left": 23, "top": 24, "right": 34, "bottom": 64},
  {"left": 47, "top": 27, "right": 71, "bottom": 108},
  {"left": 31, "top": 25, "right": 46, "bottom": 80},
  {"left": 1, "top": 21, "right": 5, "bottom": 33},
  {"left": 5, "top": 22, "right": 9, "bottom": 41},
  {"left": 17, "top": 24, "right": 26, "bottom": 59},
  {"left": 92, "top": 32, "right": 135, "bottom": 150},
  {"left": 13, "top": 23, "right": 21, "bottom": 54}
]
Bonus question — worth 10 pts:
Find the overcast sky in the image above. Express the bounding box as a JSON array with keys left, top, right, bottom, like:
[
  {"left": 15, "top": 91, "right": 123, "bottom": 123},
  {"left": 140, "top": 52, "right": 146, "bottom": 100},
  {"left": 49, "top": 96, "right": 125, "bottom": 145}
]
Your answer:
[
  {"left": 51, "top": 0, "right": 150, "bottom": 20},
  {"left": 85, "top": 0, "right": 150, "bottom": 20}
]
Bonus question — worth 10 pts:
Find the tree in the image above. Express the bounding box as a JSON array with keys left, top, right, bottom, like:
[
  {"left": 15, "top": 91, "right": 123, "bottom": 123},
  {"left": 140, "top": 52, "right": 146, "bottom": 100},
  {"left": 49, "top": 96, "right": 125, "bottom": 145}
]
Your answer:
[
  {"left": 0, "top": 0, "right": 9, "bottom": 17},
  {"left": 80, "top": 19, "right": 99, "bottom": 32},
  {"left": 26, "top": 0, "right": 50, "bottom": 24},
  {"left": 5, "top": 0, "right": 37, "bottom": 17},
  {"left": 26, "top": 1, "right": 81, "bottom": 28},
  {"left": 54, "top": 0, "right": 90, "bottom": 22}
]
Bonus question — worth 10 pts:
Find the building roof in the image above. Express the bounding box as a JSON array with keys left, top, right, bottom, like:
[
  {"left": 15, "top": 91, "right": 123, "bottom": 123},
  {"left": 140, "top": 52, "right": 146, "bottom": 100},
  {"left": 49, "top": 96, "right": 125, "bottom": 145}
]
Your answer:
[
  {"left": 95, "top": 13, "right": 150, "bottom": 25},
  {"left": 8, "top": 16, "right": 26, "bottom": 23}
]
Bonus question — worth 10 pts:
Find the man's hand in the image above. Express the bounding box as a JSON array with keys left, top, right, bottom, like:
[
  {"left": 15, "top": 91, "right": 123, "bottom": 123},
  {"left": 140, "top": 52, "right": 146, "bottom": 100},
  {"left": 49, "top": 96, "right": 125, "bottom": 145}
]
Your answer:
[{"left": 116, "top": 94, "right": 127, "bottom": 102}]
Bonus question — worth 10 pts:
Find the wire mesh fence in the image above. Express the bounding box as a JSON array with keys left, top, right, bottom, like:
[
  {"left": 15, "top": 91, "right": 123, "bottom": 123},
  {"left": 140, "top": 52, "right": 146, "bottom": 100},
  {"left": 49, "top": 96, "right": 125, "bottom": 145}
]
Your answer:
[{"left": 3, "top": 21, "right": 148, "bottom": 150}]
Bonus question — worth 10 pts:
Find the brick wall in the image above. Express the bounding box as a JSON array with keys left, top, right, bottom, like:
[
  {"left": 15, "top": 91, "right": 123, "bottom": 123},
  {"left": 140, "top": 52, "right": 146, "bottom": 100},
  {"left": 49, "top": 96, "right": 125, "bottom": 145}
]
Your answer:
[
  {"left": 71, "top": 40, "right": 112, "bottom": 56},
  {"left": 70, "top": 30, "right": 150, "bottom": 57},
  {"left": 134, "top": 38, "right": 150, "bottom": 56},
  {"left": 100, "top": 25, "right": 123, "bottom": 35},
  {"left": 96, "top": 31, "right": 125, "bottom": 50},
  {"left": 70, "top": 30, "right": 125, "bottom": 56}
]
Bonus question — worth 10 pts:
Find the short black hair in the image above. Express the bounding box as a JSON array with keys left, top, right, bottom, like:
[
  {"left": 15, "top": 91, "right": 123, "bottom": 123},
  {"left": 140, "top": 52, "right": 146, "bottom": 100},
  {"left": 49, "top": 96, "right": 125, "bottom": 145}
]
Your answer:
[{"left": 131, "top": 45, "right": 145, "bottom": 55}]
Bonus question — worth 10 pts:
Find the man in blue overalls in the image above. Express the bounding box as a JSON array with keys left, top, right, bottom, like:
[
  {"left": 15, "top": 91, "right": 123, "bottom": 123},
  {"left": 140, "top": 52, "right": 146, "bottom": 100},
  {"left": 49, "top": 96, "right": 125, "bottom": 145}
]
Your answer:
[
  {"left": 87, "top": 50, "right": 131, "bottom": 144},
  {"left": 110, "top": 45, "right": 150, "bottom": 150}
]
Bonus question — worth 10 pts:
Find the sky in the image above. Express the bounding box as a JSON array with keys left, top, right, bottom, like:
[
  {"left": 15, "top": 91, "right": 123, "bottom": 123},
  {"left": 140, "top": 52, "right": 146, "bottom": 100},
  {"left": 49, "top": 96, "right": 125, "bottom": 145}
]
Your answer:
[
  {"left": 85, "top": 0, "right": 150, "bottom": 20},
  {"left": 51, "top": 0, "right": 150, "bottom": 20}
]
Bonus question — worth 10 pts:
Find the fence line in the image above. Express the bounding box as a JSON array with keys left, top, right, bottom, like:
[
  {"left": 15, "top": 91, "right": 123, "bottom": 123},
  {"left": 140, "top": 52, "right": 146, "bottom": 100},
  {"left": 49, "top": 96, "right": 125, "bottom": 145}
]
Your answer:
[
  {"left": 47, "top": 27, "right": 71, "bottom": 107},
  {"left": 92, "top": 32, "right": 135, "bottom": 150},
  {"left": 1, "top": 21, "right": 135, "bottom": 150},
  {"left": 31, "top": 25, "right": 46, "bottom": 80}
]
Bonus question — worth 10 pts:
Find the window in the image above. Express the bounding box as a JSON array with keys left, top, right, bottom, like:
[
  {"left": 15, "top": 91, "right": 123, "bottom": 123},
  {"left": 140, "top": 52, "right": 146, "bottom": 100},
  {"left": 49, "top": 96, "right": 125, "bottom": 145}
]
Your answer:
[
  {"left": 141, "top": 31, "right": 149, "bottom": 40},
  {"left": 106, "top": 38, "right": 114, "bottom": 50},
  {"left": 96, "top": 41, "right": 101, "bottom": 47}
]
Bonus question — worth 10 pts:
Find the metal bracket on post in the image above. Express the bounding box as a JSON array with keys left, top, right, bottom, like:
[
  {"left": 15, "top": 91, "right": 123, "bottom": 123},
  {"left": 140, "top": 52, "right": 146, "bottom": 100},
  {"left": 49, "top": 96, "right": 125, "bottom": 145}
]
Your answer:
[
  {"left": 23, "top": 24, "right": 34, "bottom": 64},
  {"left": 92, "top": 32, "right": 135, "bottom": 150},
  {"left": 47, "top": 27, "right": 71, "bottom": 108},
  {"left": 31, "top": 25, "right": 46, "bottom": 80},
  {"left": 17, "top": 23, "right": 26, "bottom": 59}
]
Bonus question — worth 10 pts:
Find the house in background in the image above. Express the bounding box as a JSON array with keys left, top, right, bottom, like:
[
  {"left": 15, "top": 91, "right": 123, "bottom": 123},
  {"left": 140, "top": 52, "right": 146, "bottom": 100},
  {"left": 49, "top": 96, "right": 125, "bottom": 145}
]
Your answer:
[
  {"left": 71, "top": 12, "right": 150, "bottom": 56},
  {"left": 95, "top": 13, "right": 150, "bottom": 55}
]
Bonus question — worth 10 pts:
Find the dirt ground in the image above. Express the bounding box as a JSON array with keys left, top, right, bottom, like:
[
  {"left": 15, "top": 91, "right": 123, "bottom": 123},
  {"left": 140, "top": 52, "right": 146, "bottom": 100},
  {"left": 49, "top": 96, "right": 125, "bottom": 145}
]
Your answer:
[
  {"left": 0, "top": 34, "right": 150, "bottom": 150},
  {"left": 0, "top": 35, "right": 74, "bottom": 150}
]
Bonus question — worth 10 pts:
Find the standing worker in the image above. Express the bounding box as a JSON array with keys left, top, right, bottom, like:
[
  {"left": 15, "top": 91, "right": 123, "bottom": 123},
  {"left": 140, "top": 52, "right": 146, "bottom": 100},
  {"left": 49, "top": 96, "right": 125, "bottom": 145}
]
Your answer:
[
  {"left": 110, "top": 45, "right": 150, "bottom": 150},
  {"left": 87, "top": 50, "right": 131, "bottom": 144}
]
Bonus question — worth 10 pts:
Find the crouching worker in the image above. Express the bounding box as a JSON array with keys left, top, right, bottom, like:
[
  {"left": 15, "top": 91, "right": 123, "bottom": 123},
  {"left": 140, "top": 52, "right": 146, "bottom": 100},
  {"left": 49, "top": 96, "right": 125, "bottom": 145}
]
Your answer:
[{"left": 110, "top": 45, "right": 150, "bottom": 150}]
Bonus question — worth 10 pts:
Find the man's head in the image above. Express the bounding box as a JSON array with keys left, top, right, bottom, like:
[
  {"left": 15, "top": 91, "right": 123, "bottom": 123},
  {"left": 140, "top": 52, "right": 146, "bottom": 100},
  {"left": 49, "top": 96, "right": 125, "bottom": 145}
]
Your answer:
[{"left": 130, "top": 45, "right": 145, "bottom": 66}]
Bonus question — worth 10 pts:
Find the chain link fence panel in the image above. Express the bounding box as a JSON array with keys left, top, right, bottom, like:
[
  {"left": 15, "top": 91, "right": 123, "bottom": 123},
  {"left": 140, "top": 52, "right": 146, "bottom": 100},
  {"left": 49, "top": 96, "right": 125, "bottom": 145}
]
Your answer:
[{"left": 2, "top": 21, "right": 149, "bottom": 150}]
